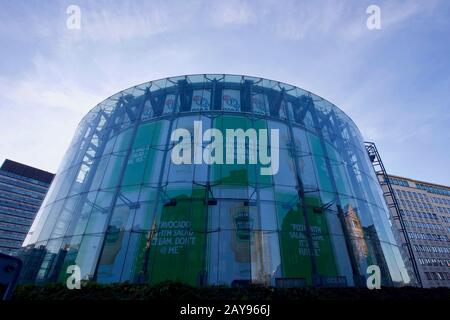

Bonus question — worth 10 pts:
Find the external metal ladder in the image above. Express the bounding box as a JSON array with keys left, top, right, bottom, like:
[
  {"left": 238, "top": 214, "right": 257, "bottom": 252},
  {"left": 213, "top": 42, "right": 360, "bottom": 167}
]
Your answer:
[{"left": 364, "top": 141, "right": 422, "bottom": 287}]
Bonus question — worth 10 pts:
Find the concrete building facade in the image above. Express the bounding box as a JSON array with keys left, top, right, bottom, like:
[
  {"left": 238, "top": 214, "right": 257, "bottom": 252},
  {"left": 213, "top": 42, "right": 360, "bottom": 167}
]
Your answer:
[
  {"left": 380, "top": 174, "right": 450, "bottom": 287},
  {"left": 0, "top": 159, "right": 54, "bottom": 256}
]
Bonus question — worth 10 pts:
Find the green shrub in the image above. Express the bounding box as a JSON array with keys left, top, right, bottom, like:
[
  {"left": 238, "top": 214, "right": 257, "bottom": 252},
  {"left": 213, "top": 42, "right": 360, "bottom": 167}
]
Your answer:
[{"left": 12, "top": 282, "right": 450, "bottom": 301}]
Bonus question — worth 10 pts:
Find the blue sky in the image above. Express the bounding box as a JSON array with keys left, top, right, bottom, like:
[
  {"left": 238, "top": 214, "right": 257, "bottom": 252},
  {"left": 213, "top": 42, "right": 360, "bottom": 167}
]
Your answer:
[{"left": 0, "top": 0, "right": 449, "bottom": 185}]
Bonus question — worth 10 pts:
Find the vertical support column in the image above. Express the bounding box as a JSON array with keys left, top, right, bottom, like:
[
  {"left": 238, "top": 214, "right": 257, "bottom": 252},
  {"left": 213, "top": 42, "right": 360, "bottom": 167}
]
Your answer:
[
  {"left": 34, "top": 106, "right": 116, "bottom": 283},
  {"left": 200, "top": 114, "right": 213, "bottom": 286},
  {"left": 307, "top": 97, "right": 363, "bottom": 287},
  {"left": 285, "top": 109, "right": 320, "bottom": 286},
  {"left": 138, "top": 95, "right": 181, "bottom": 283},
  {"left": 92, "top": 88, "right": 150, "bottom": 281}
]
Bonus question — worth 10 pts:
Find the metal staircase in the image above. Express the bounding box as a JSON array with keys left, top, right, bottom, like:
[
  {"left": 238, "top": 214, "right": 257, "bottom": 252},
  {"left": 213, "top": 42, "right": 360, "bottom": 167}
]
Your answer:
[{"left": 364, "top": 141, "right": 422, "bottom": 287}]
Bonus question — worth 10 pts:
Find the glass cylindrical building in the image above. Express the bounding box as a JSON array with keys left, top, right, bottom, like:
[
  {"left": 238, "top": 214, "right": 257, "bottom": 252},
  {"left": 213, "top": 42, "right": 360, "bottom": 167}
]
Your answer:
[{"left": 20, "top": 74, "right": 411, "bottom": 287}]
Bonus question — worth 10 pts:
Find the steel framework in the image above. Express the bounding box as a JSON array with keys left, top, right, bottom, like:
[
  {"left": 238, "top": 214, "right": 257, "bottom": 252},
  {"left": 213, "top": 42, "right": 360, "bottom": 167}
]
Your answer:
[{"left": 364, "top": 141, "right": 422, "bottom": 287}]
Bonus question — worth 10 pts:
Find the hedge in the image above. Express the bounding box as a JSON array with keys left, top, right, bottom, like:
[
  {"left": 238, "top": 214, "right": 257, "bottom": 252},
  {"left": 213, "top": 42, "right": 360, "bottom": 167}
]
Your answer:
[{"left": 11, "top": 281, "right": 450, "bottom": 300}]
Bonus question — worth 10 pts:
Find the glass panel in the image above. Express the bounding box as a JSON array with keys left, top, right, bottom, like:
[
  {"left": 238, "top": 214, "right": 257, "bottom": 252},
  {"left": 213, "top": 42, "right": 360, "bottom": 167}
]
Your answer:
[
  {"left": 147, "top": 187, "right": 206, "bottom": 285},
  {"left": 191, "top": 89, "right": 211, "bottom": 111},
  {"left": 275, "top": 190, "right": 313, "bottom": 284},
  {"left": 97, "top": 230, "right": 131, "bottom": 283},
  {"left": 222, "top": 89, "right": 241, "bottom": 112},
  {"left": 75, "top": 234, "right": 103, "bottom": 281},
  {"left": 251, "top": 92, "right": 269, "bottom": 115},
  {"left": 100, "top": 151, "right": 127, "bottom": 189},
  {"left": 122, "top": 120, "right": 169, "bottom": 187},
  {"left": 163, "top": 93, "right": 177, "bottom": 114},
  {"left": 84, "top": 189, "right": 115, "bottom": 234}
]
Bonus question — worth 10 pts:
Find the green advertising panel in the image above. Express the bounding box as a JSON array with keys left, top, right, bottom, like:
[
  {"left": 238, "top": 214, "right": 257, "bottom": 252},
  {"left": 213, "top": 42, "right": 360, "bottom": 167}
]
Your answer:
[
  {"left": 276, "top": 192, "right": 337, "bottom": 284},
  {"left": 122, "top": 120, "right": 168, "bottom": 186},
  {"left": 276, "top": 191, "right": 313, "bottom": 283},
  {"left": 211, "top": 115, "right": 272, "bottom": 186},
  {"left": 147, "top": 187, "right": 206, "bottom": 285},
  {"left": 304, "top": 196, "right": 338, "bottom": 277}
]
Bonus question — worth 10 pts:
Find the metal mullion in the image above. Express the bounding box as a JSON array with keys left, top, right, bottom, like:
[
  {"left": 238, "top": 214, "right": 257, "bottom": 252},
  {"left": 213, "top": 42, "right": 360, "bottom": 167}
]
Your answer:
[
  {"left": 309, "top": 99, "right": 362, "bottom": 287},
  {"left": 249, "top": 109, "right": 267, "bottom": 285},
  {"left": 32, "top": 108, "right": 107, "bottom": 276},
  {"left": 286, "top": 114, "right": 320, "bottom": 286},
  {"left": 200, "top": 113, "right": 213, "bottom": 286},
  {"left": 92, "top": 88, "right": 149, "bottom": 280},
  {"left": 138, "top": 106, "right": 178, "bottom": 283}
]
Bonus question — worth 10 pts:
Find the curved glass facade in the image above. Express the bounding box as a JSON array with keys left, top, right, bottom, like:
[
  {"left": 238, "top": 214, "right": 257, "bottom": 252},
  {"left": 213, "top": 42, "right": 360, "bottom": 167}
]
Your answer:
[{"left": 20, "top": 74, "right": 411, "bottom": 287}]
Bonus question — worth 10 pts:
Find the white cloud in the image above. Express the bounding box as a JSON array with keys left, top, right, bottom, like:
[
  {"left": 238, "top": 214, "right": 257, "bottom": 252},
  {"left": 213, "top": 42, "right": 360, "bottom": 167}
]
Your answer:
[
  {"left": 268, "top": 0, "right": 440, "bottom": 41},
  {"left": 78, "top": 5, "right": 171, "bottom": 42},
  {"left": 0, "top": 51, "right": 105, "bottom": 172},
  {"left": 59, "top": 0, "right": 207, "bottom": 43},
  {"left": 210, "top": 0, "right": 257, "bottom": 27},
  {"left": 0, "top": 0, "right": 449, "bottom": 184},
  {"left": 380, "top": 0, "right": 439, "bottom": 29},
  {"left": 0, "top": 53, "right": 103, "bottom": 116},
  {"left": 272, "top": 0, "right": 350, "bottom": 40},
  {"left": 0, "top": 77, "right": 100, "bottom": 115}
]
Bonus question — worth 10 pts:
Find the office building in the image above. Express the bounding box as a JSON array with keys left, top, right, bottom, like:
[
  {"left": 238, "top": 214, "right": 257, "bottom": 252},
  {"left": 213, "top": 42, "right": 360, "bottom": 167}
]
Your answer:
[
  {"left": 380, "top": 174, "right": 450, "bottom": 287},
  {"left": 0, "top": 159, "right": 54, "bottom": 256}
]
